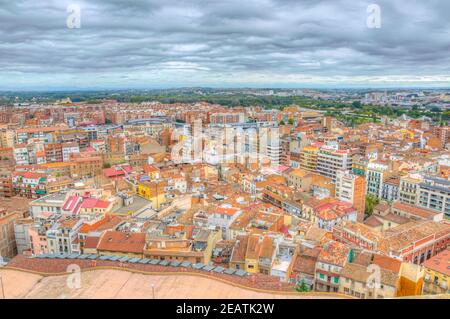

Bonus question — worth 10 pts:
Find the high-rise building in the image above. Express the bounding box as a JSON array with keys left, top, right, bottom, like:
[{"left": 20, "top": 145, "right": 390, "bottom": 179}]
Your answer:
[
  {"left": 316, "top": 147, "right": 356, "bottom": 182},
  {"left": 299, "top": 145, "right": 319, "bottom": 172}
]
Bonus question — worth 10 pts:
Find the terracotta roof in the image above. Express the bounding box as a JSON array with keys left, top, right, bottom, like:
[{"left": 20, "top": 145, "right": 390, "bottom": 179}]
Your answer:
[
  {"left": 317, "top": 240, "right": 350, "bottom": 267},
  {"left": 97, "top": 231, "right": 146, "bottom": 254},
  {"left": 230, "top": 235, "right": 248, "bottom": 264},
  {"left": 381, "top": 213, "right": 410, "bottom": 225},
  {"left": 84, "top": 236, "right": 100, "bottom": 249},
  {"left": 422, "top": 248, "right": 450, "bottom": 276},
  {"left": 293, "top": 247, "right": 321, "bottom": 276},
  {"left": 391, "top": 201, "right": 441, "bottom": 220},
  {"left": 364, "top": 215, "right": 384, "bottom": 228},
  {"left": 340, "top": 263, "right": 399, "bottom": 287},
  {"left": 380, "top": 221, "right": 450, "bottom": 253}
]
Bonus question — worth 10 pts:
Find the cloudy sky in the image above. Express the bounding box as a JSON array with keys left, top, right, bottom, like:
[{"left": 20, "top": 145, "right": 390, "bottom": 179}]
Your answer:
[{"left": 1, "top": 0, "right": 450, "bottom": 90}]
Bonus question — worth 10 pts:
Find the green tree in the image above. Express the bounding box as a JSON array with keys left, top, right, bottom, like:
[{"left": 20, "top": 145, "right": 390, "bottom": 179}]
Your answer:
[
  {"left": 288, "top": 118, "right": 294, "bottom": 125},
  {"left": 365, "top": 195, "right": 380, "bottom": 217},
  {"left": 103, "top": 163, "right": 111, "bottom": 169},
  {"left": 295, "top": 280, "right": 310, "bottom": 292},
  {"left": 351, "top": 101, "right": 362, "bottom": 109},
  {"left": 279, "top": 120, "right": 285, "bottom": 125}
]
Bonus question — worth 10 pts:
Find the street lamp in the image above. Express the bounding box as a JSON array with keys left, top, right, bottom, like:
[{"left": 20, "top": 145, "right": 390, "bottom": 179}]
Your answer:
[{"left": 151, "top": 283, "right": 155, "bottom": 299}]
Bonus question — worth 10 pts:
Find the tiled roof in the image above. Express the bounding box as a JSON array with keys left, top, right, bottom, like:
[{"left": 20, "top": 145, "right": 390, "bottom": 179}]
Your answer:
[
  {"left": 340, "top": 263, "right": 399, "bottom": 287},
  {"left": 81, "top": 198, "right": 111, "bottom": 209},
  {"left": 391, "top": 201, "right": 441, "bottom": 220},
  {"left": 97, "top": 231, "right": 146, "bottom": 254},
  {"left": 317, "top": 240, "right": 350, "bottom": 267},
  {"left": 84, "top": 236, "right": 100, "bottom": 249},
  {"left": 423, "top": 248, "right": 450, "bottom": 276}
]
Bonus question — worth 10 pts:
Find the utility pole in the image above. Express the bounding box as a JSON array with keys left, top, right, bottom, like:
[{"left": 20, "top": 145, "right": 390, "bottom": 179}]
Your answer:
[{"left": 0, "top": 274, "right": 5, "bottom": 299}]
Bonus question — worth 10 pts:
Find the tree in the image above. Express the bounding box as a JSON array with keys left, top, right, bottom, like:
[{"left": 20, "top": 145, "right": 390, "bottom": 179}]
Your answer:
[
  {"left": 103, "top": 163, "right": 111, "bottom": 169},
  {"left": 295, "top": 280, "right": 310, "bottom": 292},
  {"left": 288, "top": 118, "right": 295, "bottom": 125},
  {"left": 279, "top": 120, "right": 285, "bottom": 125},
  {"left": 365, "top": 194, "right": 380, "bottom": 217},
  {"left": 351, "top": 101, "right": 362, "bottom": 109}
]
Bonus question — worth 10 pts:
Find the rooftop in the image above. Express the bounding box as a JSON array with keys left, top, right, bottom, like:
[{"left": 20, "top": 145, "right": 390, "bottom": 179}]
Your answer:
[{"left": 422, "top": 248, "right": 450, "bottom": 276}]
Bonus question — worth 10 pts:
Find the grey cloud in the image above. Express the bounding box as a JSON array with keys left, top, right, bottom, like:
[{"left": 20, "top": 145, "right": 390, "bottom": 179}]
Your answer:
[{"left": 0, "top": 0, "right": 450, "bottom": 89}]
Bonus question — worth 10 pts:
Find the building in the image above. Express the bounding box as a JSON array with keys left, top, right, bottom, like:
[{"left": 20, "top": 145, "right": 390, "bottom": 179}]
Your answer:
[
  {"left": 44, "top": 143, "right": 63, "bottom": 163},
  {"left": 335, "top": 170, "right": 366, "bottom": 221},
  {"left": 422, "top": 248, "right": 449, "bottom": 295},
  {"left": 13, "top": 144, "right": 29, "bottom": 165},
  {"left": 69, "top": 152, "right": 103, "bottom": 178},
  {"left": 12, "top": 171, "right": 47, "bottom": 199},
  {"left": 366, "top": 162, "right": 391, "bottom": 198},
  {"left": 316, "top": 147, "right": 356, "bottom": 182},
  {"left": 315, "top": 240, "right": 350, "bottom": 293},
  {"left": 137, "top": 181, "right": 167, "bottom": 211},
  {"left": 207, "top": 205, "right": 243, "bottom": 240},
  {"left": 290, "top": 246, "right": 321, "bottom": 290},
  {"left": 339, "top": 253, "right": 400, "bottom": 299},
  {"left": 46, "top": 218, "right": 84, "bottom": 255},
  {"left": 0, "top": 209, "right": 22, "bottom": 258},
  {"left": 333, "top": 221, "right": 383, "bottom": 252},
  {"left": 399, "top": 174, "right": 422, "bottom": 205},
  {"left": 391, "top": 201, "right": 443, "bottom": 222},
  {"left": 417, "top": 176, "right": 450, "bottom": 218},
  {"left": 381, "top": 176, "right": 400, "bottom": 202},
  {"left": 0, "top": 169, "right": 13, "bottom": 198},
  {"left": 13, "top": 218, "right": 34, "bottom": 255},
  {"left": 299, "top": 145, "right": 319, "bottom": 172},
  {"left": 97, "top": 230, "right": 146, "bottom": 257},
  {"left": 380, "top": 220, "right": 450, "bottom": 264},
  {"left": 144, "top": 228, "right": 221, "bottom": 264}
]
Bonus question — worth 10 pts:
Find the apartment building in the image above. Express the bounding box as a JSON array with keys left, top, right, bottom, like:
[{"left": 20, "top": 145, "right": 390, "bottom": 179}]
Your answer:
[
  {"left": 62, "top": 142, "right": 80, "bottom": 162},
  {"left": 69, "top": 153, "right": 103, "bottom": 178},
  {"left": 299, "top": 145, "right": 319, "bottom": 172},
  {"left": 335, "top": 170, "right": 366, "bottom": 221},
  {"left": 0, "top": 209, "right": 22, "bottom": 258},
  {"left": 0, "top": 170, "right": 13, "bottom": 198},
  {"left": 422, "top": 248, "right": 449, "bottom": 295},
  {"left": 13, "top": 144, "right": 29, "bottom": 165},
  {"left": 399, "top": 174, "right": 422, "bottom": 205},
  {"left": 315, "top": 240, "right": 350, "bottom": 293},
  {"left": 316, "top": 147, "right": 356, "bottom": 182},
  {"left": 12, "top": 171, "right": 47, "bottom": 199},
  {"left": 44, "top": 143, "right": 63, "bottom": 163},
  {"left": 366, "top": 162, "right": 391, "bottom": 198},
  {"left": 417, "top": 176, "right": 450, "bottom": 218},
  {"left": 206, "top": 205, "right": 242, "bottom": 240},
  {"left": 339, "top": 253, "right": 401, "bottom": 299}
]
